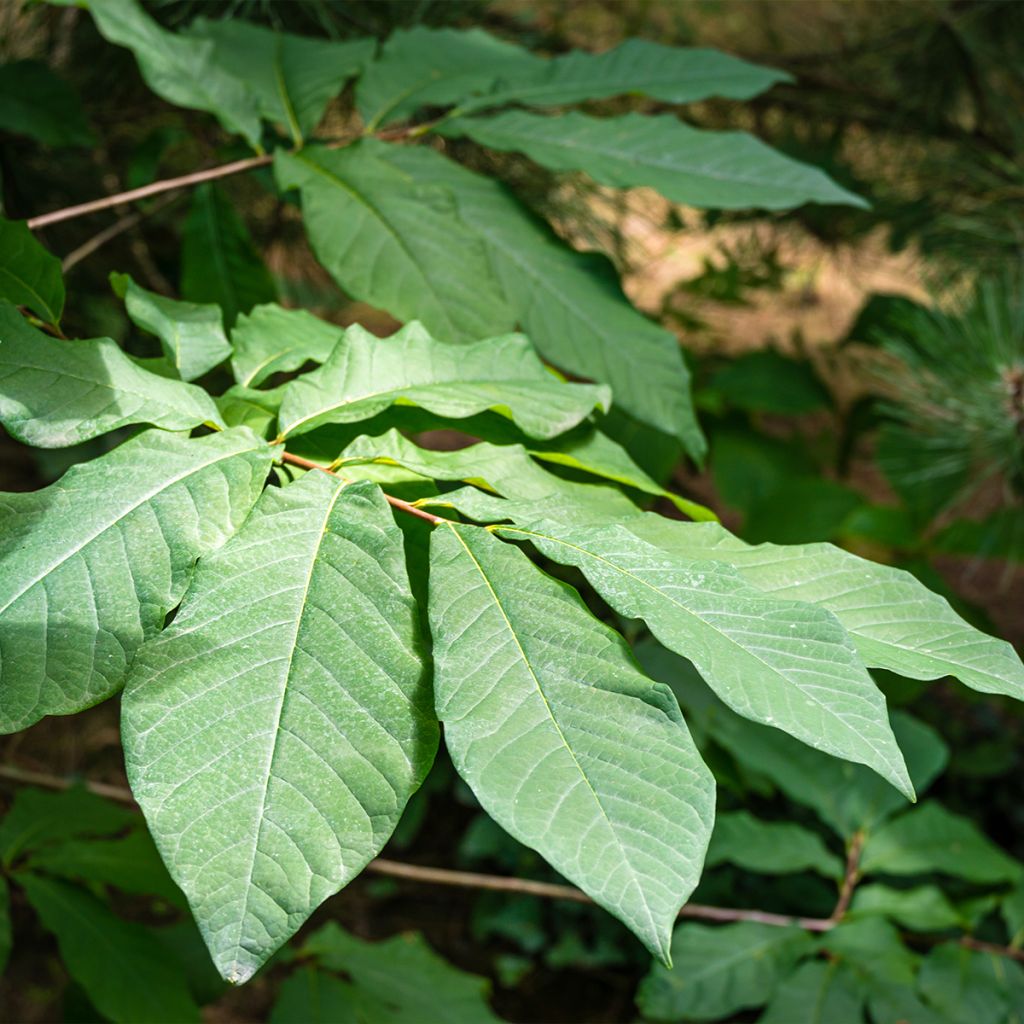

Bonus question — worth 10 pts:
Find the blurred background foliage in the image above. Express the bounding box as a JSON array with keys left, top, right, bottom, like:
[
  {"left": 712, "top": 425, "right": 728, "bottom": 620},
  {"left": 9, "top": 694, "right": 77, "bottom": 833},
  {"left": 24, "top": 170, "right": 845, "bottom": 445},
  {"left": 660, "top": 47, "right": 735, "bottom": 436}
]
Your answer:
[{"left": 1, "top": 1, "right": 1023, "bottom": 1021}]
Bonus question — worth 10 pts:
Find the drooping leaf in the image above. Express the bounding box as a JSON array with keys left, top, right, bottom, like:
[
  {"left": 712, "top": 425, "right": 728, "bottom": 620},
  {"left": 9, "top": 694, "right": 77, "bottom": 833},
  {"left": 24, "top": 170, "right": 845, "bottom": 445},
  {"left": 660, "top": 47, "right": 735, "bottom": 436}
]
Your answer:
[
  {"left": 230, "top": 303, "right": 341, "bottom": 388},
  {"left": 860, "top": 802, "right": 1023, "bottom": 884},
  {"left": 706, "top": 811, "right": 843, "bottom": 878},
  {"left": 0, "top": 301, "right": 223, "bottom": 446},
  {"left": 0, "top": 218, "right": 64, "bottom": 326},
  {"left": 850, "top": 884, "right": 964, "bottom": 932},
  {"left": 186, "top": 19, "right": 372, "bottom": 144},
  {"left": 276, "top": 321, "right": 609, "bottom": 440},
  {"left": 0, "top": 428, "right": 274, "bottom": 732},
  {"left": 17, "top": 873, "right": 199, "bottom": 1023},
  {"left": 382, "top": 143, "right": 705, "bottom": 456},
  {"left": 442, "top": 111, "right": 866, "bottom": 211},
  {"left": 627, "top": 520, "right": 1024, "bottom": 702},
  {"left": 495, "top": 521, "right": 912, "bottom": 796},
  {"left": 917, "top": 944, "right": 1020, "bottom": 1024},
  {"left": 112, "top": 273, "right": 231, "bottom": 381},
  {"left": 86, "top": 0, "right": 262, "bottom": 147},
  {"left": 0, "top": 60, "right": 92, "bottom": 147},
  {"left": 274, "top": 142, "right": 512, "bottom": 341},
  {"left": 636, "top": 922, "right": 812, "bottom": 1022},
  {"left": 180, "top": 184, "right": 278, "bottom": 328},
  {"left": 123, "top": 474, "right": 437, "bottom": 982},
  {"left": 428, "top": 523, "right": 716, "bottom": 961},
  {"left": 759, "top": 960, "right": 865, "bottom": 1023}
]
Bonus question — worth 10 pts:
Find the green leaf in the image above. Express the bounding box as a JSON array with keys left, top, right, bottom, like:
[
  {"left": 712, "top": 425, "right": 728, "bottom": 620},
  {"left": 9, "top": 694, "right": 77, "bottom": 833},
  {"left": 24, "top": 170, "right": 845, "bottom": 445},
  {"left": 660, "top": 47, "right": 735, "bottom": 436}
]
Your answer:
[
  {"left": 1003, "top": 885, "right": 1024, "bottom": 945},
  {"left": 709, "top": 350, "right": 830, "bottom": 415},
  {"left": 760, "top": 960, "right": 865, "bottom": 1023},
  {"left": 274, "top": 142, "right": 512, "bottom": 341},
  {"left": 860, "top": 802, "right": 1023, "bottom": 884},
  {"left": 821, "top": 917, "right": 918, "bottom": 986},
  {"left": 382, "top": 143, "right": 704, "bottom": 456},
  {"left": 918, "top": 944, "right": 1020, "bottom": 1024},
  {"left": 112, "top": 272, "right": 231, "bottom": 381},
  {"left": 850, "top": 884, "right": 964, "bottom": 932},
  {"left": 706, "top": 811, "right": 843, "bottom": 878},
  {"left": 0, "top": 301, "right": 223, "bottom": 446},
  {"left": 271, "top": 967, "right": 361, "bottom": 1024},
  {"left": 86, "top": 0, "right": 262, "bottom": 147},
  {"left": 744, "top": 477, "right": 865, "bottom": 545},
  {"left": 277, "top": 320, "right": 609, "bottom": 441},
  {"left": 626, "top": 520, "right": 1024, "bottom": 702},
  {"left": 17, "top": 873, "right": 199, "bottom": 1023},
  {"left": 180, "top": 184, "right": 278, "bottom": 328},
  {"left": 216, "top": 383, "right": 285, "bottom": 436},
  {"left": 495, "top": 521, "right": 912, "bottom": 797},
  {"left": 636, "top": 922, "right": 812, "bottom": 1021},
  {"left": 230, "top": 303, "right": 342, "bottom": 388},
  {"left": 0, "top": 60, "right": 92, "bottom": 147},
  {"left": 0, "top": 427, "right": 273, "bottom": 732},
  {"left": 0, "top": 218, "right": 64, "bottom": 325},
  {"left": 123, "top": 474, "right": 437, "bottom": 982},
  {"left": 442, "top": 111, "right": 866, "bottom": 211},
  {"left": 185, "top": 19, "right": 372, "bottom": 144},
  {"left": 428, "top": 523, "right": 715, "bottom": 961},
  {"left": 356, "top": 26, "right": 543, "bottom": 130},
  {"left": 292, "top": 923, "right": 502, "bottom": 1023}
]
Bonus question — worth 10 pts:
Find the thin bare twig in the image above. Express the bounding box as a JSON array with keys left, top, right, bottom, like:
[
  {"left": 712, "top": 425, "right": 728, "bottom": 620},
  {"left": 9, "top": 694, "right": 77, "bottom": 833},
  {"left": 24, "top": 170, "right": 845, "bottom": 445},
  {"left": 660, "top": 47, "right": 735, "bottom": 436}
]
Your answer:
[{"left": 829, "top": 828, "right": 865, "bottom": 922}]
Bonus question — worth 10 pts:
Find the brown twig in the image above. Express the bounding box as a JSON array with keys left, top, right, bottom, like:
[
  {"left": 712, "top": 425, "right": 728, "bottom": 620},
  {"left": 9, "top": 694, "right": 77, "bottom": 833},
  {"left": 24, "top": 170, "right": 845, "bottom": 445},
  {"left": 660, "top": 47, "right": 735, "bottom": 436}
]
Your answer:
[{"left": 829, "top": 828, "right": 865, "bottom": 922}]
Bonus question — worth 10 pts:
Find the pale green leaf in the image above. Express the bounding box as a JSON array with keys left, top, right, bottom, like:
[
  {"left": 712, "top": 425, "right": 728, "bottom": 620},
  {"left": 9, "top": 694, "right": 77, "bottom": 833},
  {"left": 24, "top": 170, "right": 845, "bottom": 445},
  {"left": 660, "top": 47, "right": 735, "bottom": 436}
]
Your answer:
[
  {"left": 759, "top": 960, "right": 865, "bottom": 1023},
  {"left": 428, "top": 523, "right": 715, "bottom": 961},
  {"left": 0, "top": 428, "right": 274, "bottom": 732},
  {"left": 0, "top": 218, "right": 64, "bottom": 325},
  {"left": 17, "top": 873, "right": 199, "bottom": 1023},
  {"left": 706, "top": 811, "right": 843, "bottom": 878},
  {"left": 231, "top": 303, "right": 341, "bottom": 388},
  {"left": 861, "top": 803, "right": 1023, "bottom": 884},
  {"left": 850, "top": 884, "right": 964, "bottom": 932},
  {"left": 0, "top": 59, "right": 92, "bottom": 148},
  {"left": 637, "top": 922, "right": 811, "bottom": 1021},
  {"left": 86, "top": 0, "right": 262, "bottom": 147},
  {"left": 274, "top": 142, "right": 512, "bottom": 341},
  {"left": 216, "top": 383, "right": 284, "bottom": 436},
  {"left": 0, "top": 301, "right": 223, "bottom": 446},
  {"left": 627, "top": 520, "right": 1024, "bottom": 702},
  {"left": 112, "top": 272, "right": 231, "bottom": 381},
  {"left": 443, "top": 110, "right": 866, "bottom": 211},
  {"left": 918, "top": 944, "right": 1019, "bottom": 1024},
  {"left": 277, "top": 320, "right": 609, "bottom": 440},
  {"left": 186, "top": 19, "right": 372, "bottom": 144},
  {"left": 123, "top": 474, "right": 437, "bottom": 982},
  {"left": 382, "top": 143, "right": 704, "bottom": 455},
  {"left": 496, "top": 521, "right": 912, "bottom": 796}
]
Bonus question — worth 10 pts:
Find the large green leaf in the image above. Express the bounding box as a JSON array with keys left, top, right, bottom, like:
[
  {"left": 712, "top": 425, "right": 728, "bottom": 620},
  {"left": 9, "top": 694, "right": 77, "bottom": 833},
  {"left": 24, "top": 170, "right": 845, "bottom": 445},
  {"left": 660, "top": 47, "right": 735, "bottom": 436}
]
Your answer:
[
  {"left": 0, "top": 301, "right": 223, "bottom": 446},
  {"left": 759, "top": 960, "right": 865, "bottom": 1023},
  {"left": 637, "top": 922, "right": 812, "bottom": 1022},
  {"left": 629, "top": 520, "right": 1024, "bottom": 701},
  {"left": 0, "top": 59, "right": 92, "bottom": 147},
  {"left": 17, "top": 874, "right": 199, "bottom": 1023},
  {"left": 180, "top": 184, "right": 278, "bottom": 328},
  {"left": 112, "top": 273, "right": 231, "bottom": 381},
  {"left": 706, "top": 811, "right": 843, "bottom": 878},
  {"left": 186, "top": 19, "right": 372, "bottom": 144},
  {"left": 0, "top": 428, "right": 273, "bottom": 732},
  {"left": 443, "top": 111, "right": 865, "bottom": 211},
  {"left": 86, "top": 0, "right": 262, "bottom": 147},
  {"left": 123, "top": 474, "right": 436, "bottom": 982},
  {"left": 277, "top": 320, "right": 609, "bottom": 440},
  {"left": 496, "top": 521, "right": 912, "bottom": 796},
  {"left": 230, "top": 303, "right": 341, "bottom": 388},
  {"left": 0, "top": 218, "right": 64, "bottom": 325},
  {"left": 918, "top": 944, "right": 1019, "bottom": 1024},
  {"left": 428, "top": 523, "right": 715, "bottom": 961},
  {"left": 382, "top": 144, "right": 704, "bottom": 456},
  {"left": 274, "top": 142, "right": 512, "bottom": 341}
]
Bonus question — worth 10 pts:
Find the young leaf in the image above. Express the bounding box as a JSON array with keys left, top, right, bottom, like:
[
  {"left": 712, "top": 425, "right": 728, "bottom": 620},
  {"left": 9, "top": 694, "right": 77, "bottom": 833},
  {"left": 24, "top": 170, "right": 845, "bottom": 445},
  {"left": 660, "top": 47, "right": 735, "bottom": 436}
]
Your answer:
[
  {"left": 17, "top": 874, "right": 199, "bottom": 1023},
  {"left": 274, "top": 142, "right": 512, "bottom": 341},
  {"left": 442, "top": 111, "right": 866, "bottom": 211},
  {"left": 230, "top": 303, "right": 341, "bottom": 388},
  {"left": 636, "top": 922, "right": 812, "bottom": 1021},
  {"left": 0, "top": 428, "right": 274, "bottom": 732},
  {"left": 706, "top": 811, "right": 843, "bottom": 878},
  {"left": 112, "top": 273, "right": 231, "bottom": 381},
  {"left": 185, "top": 19, "right": 372, "bottom": 144},
  {"left": 0, "top": 218, "right": 64, "bottom": 326},
  {"left": 0, "top": 60, "right": 92, "bottom": 147},
  {"left": 0, "top": 301, "right": 223, "bottom": 446},
  {"left": 496, "top": 521, "right": 913, "bottom": 796},
  {"left": 428, "top": 523, "right": 715, "bottom": 961},
  {"left": 123, "top": 474, "right": 437, "bottom": 983},
  {"left": 759, "top": 960, "right": 865, "bottom": 1023},
  {"left": 276, "top": 321, "right": 609, "bottom": 440},
  {"left": 627, "top": 520, "right": 1024, "bottom": 702},
  {"left": 382, "top": 144, "right": 705, "bottom": 456},
  {"left": 180, "top": 185, "right": 277, "bottom": 328}
]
